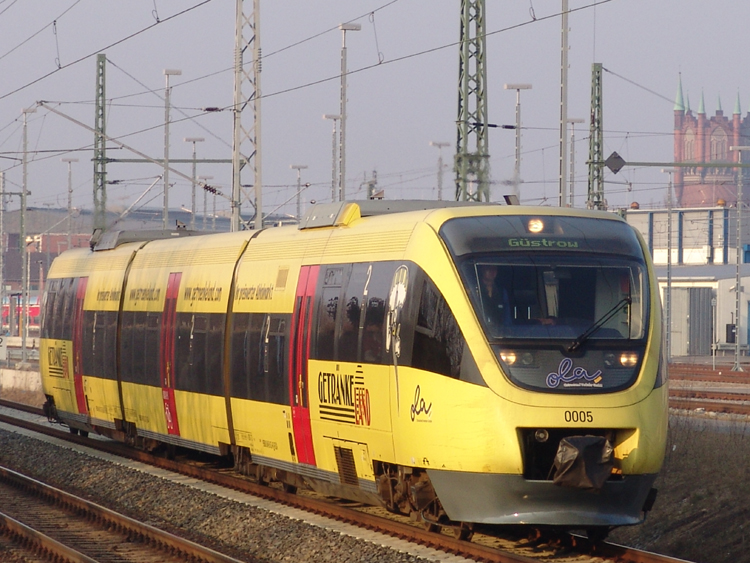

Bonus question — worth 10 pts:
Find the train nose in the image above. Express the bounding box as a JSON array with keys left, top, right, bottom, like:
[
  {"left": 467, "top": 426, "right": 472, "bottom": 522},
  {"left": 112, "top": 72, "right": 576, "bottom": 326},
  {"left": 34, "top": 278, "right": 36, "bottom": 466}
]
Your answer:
[{"left": 552, "top": 435, "right": 614, "bottom": 491}]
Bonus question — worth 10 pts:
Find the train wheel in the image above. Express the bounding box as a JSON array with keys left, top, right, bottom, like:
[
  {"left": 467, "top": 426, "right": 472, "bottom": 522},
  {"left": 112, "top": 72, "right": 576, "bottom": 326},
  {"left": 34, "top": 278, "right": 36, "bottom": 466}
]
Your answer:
[
  {"left": 423, "top": 521, "right": 441, "bottom": 533},
  {"left": 255, "top": 465, "right": 269, "bottom": 486},
  {"left": 455, "top": 523, "right": 474, "bottom": 541},
  {"left": 282, "top": 483, "right": 298, "bottom": 494}
]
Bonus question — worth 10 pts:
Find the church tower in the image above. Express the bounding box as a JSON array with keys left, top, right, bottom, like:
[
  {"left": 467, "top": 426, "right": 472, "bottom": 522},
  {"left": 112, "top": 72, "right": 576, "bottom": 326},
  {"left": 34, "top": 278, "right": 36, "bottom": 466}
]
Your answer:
[{"left": 673, "top": 77, "right": 750, "bottom": 207}]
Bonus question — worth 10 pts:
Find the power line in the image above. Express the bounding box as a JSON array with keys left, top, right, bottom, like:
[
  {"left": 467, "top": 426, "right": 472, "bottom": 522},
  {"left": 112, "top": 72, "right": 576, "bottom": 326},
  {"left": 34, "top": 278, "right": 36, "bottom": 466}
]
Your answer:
[
  {"left": 0, "top": 0, "right": 81, "bottom": 63},
  {"left": 0, "top": 0, "right": 214, "bottom": 101},
  {"left": 256, "top": 0, "right": 614, "bottom": 103},
  {"left": 602, "top": 67, "right": 675, "bottom": 106},
  {"left": 106, "top": 57, "right": 231, "bottom": 148}
]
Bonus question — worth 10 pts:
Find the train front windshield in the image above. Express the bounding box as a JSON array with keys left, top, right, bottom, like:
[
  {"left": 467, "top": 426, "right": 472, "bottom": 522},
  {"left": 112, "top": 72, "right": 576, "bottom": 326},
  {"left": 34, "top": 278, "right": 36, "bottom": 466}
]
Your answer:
[
  {"left": 440, "top": 214, "right": 650, "bottom": 393},
  {"left": 466, "top": 258, "right": 646, "bottom": 341}
]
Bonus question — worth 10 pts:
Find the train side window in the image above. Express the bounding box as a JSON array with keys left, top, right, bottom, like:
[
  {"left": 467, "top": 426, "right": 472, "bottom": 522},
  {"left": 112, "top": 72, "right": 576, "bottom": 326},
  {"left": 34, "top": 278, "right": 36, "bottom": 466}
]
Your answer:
[
  {"left": 229, "top": 313, "right": 247, "bottom": 398},
  {"left": 231, "top": 312, "right": 292, "bottom": 404},
  {"left": 41, "top": 279, "right": 58, "bottom": 339},
  {"left": 412, "top": 277, "right": 465, "bottom": 379},
  {"left": 243, "top": 313, "right": 265, "bottom": 400},
  {"left": 338, "top": 264, "right": 370, "bottom": 363},
  {"left": 206, "top": 314, "right": 225, "bottom": 396},
  {"left": 60, "top": 278, "right": 77, "bottom": 341},
  {"left": 175, "top": 312, "right": 192, "bottom": 390},
  {"left": 82, "top": 311, "right": 96, "bottom": 376},
  {"left": 143, "top": 312, "right": 161, "bottom": 386},
  {"left": 188, "top": 314, "right": 208, "bottom": 393},
  {"left": 176, "top": 313, "right": 225, "bottom": 396},
  {"left": 360, "top": 264, "right": 394, "bottom": 364},
  {"left": 230, "top": 313, "right": 252, "bottom": 400},
  {"left": 262, "top": 315, "right": 290, "bottom": 405},
  {"left": 54, "top": 278, "right": 72, "bottom": 340},
  {"left": 96, "top": 312, "right": 110, "bottom": 379},
  {"left": 120, "top": 310, "right": 135, "bottom": 382},
  {"left": 315, "top": 285, "right": 340, "bottom": 361}
]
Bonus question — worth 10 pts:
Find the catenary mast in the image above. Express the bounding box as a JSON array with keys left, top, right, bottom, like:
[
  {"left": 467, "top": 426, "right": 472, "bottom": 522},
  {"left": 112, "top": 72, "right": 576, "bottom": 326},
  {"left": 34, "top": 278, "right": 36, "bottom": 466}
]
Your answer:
[{"left": 455, "top": 0, "right": 490, "bottom": 202}]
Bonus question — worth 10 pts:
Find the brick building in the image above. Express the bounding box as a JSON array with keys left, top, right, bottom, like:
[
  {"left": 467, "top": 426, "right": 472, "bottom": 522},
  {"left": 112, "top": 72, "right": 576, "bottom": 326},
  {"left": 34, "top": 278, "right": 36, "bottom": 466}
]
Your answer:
[{"left": 673, "top": 76, "right": 750, "bottom": 207}]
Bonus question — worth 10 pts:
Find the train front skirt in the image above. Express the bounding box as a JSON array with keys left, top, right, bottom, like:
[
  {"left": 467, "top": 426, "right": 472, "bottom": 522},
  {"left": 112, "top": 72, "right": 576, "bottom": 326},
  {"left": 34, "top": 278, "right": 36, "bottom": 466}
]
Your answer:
[{"left": 427, "top": 470, "right": 657, "bottom": 526}]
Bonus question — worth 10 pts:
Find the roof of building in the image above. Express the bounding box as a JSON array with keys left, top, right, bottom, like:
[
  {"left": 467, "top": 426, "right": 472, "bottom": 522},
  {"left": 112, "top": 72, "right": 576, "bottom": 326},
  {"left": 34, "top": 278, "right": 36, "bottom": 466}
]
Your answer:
[
  {"left": 674, "top": 74, "right": 685, "bottom": 111},
  {"left": 654, "top": 263, "right": 750, "bottom": 282}
]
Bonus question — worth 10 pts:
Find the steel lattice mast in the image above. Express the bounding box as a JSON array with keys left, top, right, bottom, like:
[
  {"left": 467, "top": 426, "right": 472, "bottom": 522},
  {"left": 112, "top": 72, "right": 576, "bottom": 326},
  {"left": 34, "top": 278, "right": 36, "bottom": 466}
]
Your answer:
[
  {"left": 587, "top": 62, "right": 605, "bottom": 210},
  {"left": 232, "top": 0, "right": 262, "bottom": 231},
  {"left": 455, "top": 0, "right": 490, "bottom": 202},
  {"left": 93, "top": 53, "right": 107, "bottom": 230}
]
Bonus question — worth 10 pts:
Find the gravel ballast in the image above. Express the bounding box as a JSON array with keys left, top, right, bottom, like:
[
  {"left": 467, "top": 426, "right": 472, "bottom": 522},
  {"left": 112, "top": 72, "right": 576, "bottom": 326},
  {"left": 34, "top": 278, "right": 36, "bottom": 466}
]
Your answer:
[{"left": 0, "top": 427, "right": 439, "bottom": 563}]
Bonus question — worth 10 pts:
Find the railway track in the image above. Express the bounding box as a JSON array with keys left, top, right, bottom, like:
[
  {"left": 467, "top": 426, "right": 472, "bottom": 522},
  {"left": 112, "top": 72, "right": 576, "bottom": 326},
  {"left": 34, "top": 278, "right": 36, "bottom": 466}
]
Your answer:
[
  {"left": 0, "top": 465, "right": 245, "bottom": 563},
  {"left": 669, "top": 363, "right": 750, "bottom": 413},
  {"left": 0, "top": 399, "right": 693, "bottom": 563}
]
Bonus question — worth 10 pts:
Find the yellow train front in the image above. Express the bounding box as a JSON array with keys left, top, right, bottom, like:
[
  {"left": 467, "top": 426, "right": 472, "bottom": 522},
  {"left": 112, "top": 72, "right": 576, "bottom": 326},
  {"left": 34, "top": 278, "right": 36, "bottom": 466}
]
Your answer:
[{"left": 39, "top": 201, "right": 667, "bottom": 534}]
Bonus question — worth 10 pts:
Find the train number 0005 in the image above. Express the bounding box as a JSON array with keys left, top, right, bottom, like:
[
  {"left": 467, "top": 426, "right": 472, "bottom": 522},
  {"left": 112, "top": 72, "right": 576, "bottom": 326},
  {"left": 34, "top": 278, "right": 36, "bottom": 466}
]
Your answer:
[{"left": 564, "top": 410, "right": 593, "bottom": 423}]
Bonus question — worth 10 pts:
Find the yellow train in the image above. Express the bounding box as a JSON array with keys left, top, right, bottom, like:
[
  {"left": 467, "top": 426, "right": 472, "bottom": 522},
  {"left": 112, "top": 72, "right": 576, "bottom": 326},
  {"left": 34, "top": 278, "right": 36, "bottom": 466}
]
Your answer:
[{"left": 40, "top": 201, "right": 667, "bottom": 538}]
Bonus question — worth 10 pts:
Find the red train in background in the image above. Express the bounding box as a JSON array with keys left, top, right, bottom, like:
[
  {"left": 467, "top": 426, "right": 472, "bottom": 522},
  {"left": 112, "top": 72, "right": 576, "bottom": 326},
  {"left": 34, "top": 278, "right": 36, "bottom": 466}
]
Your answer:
[{"left": 2, "top": 296, "right": 41, "bottom": 334}]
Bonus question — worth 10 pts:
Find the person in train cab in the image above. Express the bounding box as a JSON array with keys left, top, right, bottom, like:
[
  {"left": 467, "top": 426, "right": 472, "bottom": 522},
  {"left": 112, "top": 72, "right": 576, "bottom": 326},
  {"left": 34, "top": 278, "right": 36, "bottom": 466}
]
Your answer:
[{"left": 479, "top": 264, "right": 512, "bottom": 326}]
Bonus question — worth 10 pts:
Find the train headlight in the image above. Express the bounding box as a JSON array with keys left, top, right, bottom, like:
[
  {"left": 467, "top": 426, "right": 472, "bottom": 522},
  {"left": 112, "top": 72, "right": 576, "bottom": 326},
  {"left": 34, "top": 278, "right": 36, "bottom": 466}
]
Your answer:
[
  {"left": 499, "top": 350, "right": 517, "bottom": 364},
  {"left": 520, "top": 352, "right": 534, "bottom": 365},
  {"left": 604, "top": 353, "right": 616, "bottom": 368},
  {"left": 534, "top": 429, "right": 549, "bottom": 443},
  {"left": 528, "top": 218, "right": 544, "bottom": 233},
  {"left": 619, "top": 351, "right": 639, "bottom": 367}
]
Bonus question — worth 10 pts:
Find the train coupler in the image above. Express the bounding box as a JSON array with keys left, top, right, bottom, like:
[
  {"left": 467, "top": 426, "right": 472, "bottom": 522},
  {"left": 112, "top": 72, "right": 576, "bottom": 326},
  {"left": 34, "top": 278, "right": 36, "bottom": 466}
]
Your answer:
[{"left": 551, "top": 435, "right": 614, "bottom": 491}]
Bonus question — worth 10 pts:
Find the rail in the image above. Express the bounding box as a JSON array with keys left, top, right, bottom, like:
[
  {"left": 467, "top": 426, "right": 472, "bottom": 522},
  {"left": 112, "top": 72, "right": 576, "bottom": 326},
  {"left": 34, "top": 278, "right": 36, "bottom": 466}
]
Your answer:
[{"left": 0, "top": 464, "right": 245, "bottom": 563}]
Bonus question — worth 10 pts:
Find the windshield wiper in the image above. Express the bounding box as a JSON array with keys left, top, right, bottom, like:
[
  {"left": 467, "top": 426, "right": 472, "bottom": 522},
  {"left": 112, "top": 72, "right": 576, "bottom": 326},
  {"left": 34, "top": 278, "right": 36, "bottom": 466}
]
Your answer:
[{"left": 567, "top": 297, "right": 631, "bottom": 353}]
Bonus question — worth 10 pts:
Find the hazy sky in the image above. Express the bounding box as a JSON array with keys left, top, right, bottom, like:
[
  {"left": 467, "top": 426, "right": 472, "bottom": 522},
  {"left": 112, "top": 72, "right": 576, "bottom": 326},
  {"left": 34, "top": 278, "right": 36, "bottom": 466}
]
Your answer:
[{"left": 0, "top": 0, "right": 747, "bottom": 226}]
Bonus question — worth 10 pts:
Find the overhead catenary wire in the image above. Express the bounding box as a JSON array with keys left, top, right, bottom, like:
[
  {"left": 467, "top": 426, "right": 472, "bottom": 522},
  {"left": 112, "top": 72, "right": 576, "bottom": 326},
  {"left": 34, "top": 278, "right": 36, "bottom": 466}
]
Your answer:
[
  {"left": 106, "top": 57, "right": 231, "bottom": 148},
  {"left": 0, "top": 0, "right": 81, "bottom": 63},
  {"left": 0, "top": 0, "right": 214, "bottom": 101}
]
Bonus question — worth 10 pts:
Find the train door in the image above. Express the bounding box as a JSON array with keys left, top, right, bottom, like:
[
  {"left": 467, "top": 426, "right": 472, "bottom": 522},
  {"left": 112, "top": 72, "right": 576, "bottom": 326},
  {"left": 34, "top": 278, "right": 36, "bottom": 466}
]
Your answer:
[
  {"left": 289, "top": 265, "right": 319, "bottom": 465},
  {"left": 72, "top": 277, "right": 88, "bottom": 415},
  {"left": 160, "top": 272, "right": 182, "bottom": 435}
]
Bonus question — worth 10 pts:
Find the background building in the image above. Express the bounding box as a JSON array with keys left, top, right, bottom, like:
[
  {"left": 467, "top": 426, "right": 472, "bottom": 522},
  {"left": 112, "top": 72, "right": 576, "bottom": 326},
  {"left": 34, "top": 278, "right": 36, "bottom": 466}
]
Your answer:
[{"left": 673, "top": 78, "right": 750, "bottom": 207}]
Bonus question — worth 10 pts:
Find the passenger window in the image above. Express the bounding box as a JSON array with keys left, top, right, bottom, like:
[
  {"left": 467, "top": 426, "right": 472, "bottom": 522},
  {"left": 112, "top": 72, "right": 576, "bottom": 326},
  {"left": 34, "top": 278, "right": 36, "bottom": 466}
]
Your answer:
[
  {"left": 60, "top": 278, "right": 78, "bottom": 341},
  {"left": 230, "top": 313, "right": 262, "bottom": 400},
  {"left": 144, "top": 312, "right": 160, "bottom": 385},
  {"left": 230, "top": 312, "right": 290, "bottom": 405},
  {"left": 412, "top": 277, "right": 465, "bottom": 379},
  {"left": 41, "top": 279, "right": 58, "bottom": 339},
  {"left": 261, "top": 315, "right": 289, "bottom": 404},
  {"left": 360, "top": 264, "right": 394, "bottom": 364},
  {"left": 338, "top": 264, "right": 370, "bottom": 363},
  {"left": 314, "top": 266, "right": 345, "bottom": 361}
]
